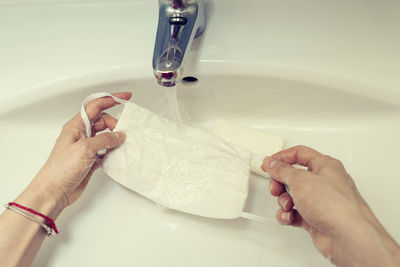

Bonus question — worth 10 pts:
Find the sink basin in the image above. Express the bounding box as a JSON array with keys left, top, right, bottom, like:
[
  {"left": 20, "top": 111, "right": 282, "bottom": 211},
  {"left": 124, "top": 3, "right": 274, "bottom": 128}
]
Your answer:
[{"left": 1, "top": 61, "right": 399, "bottom": 267}]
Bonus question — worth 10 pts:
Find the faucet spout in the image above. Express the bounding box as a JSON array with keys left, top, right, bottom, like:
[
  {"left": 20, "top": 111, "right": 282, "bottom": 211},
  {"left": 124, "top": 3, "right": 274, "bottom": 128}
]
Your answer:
[{"left": 153, "top": 0, "right": 206, "bottom": 87}]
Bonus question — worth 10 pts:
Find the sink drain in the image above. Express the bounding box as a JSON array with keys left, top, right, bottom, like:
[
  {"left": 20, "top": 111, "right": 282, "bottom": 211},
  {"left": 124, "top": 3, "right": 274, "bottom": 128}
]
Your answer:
[{"left": 181, "top": 76, "right": 199, "bottom": 86}]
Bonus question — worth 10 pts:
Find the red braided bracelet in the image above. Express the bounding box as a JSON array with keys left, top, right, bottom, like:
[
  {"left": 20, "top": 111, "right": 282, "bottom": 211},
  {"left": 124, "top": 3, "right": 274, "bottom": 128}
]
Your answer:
[{"left": 8, "top": 202, "right": 59, "bottom": 234}]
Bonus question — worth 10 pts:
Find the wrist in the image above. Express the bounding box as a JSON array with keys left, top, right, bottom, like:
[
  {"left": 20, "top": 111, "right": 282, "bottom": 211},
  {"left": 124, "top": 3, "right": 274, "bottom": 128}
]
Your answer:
[{"left": 14, "top": 179, "right": 67, "bottom": 220}]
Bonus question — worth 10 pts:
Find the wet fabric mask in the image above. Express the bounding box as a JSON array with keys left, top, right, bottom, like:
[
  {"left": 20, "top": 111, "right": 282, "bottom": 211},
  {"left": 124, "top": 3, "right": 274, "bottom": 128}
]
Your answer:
[{"left": 81, "top": 93, "right": 274, "bottom": 222}]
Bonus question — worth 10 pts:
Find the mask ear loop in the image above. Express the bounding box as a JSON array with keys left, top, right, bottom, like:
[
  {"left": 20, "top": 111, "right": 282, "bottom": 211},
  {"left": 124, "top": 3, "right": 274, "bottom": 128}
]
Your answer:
[
  {"left": 240, "top": 212, "right": 279, "bottom": 225},
  {"left": 240, "top": 184, "right": 291, "bottom": 225},
  {"left": 80, "top": 92, "right": 130, "bottom": 138}
]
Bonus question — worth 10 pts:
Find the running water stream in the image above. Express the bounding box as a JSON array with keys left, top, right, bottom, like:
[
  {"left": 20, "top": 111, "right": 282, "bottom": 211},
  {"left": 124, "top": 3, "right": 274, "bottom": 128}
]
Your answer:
[{"left": 163, "top": 86, "right": 184, "bottom": 127}]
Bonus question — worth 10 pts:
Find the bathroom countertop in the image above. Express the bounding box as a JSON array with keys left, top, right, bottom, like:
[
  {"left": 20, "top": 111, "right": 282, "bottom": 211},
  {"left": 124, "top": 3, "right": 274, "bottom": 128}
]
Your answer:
[{"left": 0, "top": 0, "right": 399, "bottom": 98}]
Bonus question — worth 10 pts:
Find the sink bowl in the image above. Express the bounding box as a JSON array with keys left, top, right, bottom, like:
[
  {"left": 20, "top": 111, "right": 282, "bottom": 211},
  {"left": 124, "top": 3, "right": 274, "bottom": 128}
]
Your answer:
[{"left": 1, "top": 62, "right": 399, "bottom": 267}]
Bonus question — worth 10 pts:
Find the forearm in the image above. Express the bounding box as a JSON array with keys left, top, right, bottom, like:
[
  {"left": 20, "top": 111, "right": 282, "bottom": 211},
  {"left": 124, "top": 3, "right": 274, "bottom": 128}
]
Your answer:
[
  {"left": 334, "top": 214, "right": 400, "bottom": 267},
  {"left": 0, "top": 181, "right": 65, "bottom": 267}
]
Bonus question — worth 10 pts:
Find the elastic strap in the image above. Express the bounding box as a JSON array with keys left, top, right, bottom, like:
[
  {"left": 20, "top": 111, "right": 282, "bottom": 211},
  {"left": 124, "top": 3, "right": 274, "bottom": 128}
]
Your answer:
[
  {"left": 240, "top": 212, "right": 279, "bottom": 225},
  {"left": 80, "top": 92, "right": 129, "bottom": 138}
]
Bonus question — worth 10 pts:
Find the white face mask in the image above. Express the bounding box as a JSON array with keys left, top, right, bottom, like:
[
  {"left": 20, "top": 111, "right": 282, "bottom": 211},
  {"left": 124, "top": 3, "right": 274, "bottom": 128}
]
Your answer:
[{"left": 81, "top": 93, "right": 275, "bottom": 223}]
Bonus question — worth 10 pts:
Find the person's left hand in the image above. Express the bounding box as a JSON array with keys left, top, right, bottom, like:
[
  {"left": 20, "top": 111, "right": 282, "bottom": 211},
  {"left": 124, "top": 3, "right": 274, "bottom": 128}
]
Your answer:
[{"left": 32, "top": 92, "right": 132, "bottom": 210}]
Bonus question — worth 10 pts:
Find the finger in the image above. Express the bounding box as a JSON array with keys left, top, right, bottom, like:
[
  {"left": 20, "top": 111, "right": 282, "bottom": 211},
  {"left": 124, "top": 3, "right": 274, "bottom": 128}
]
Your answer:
[
  {"left": 264, "top": 145, "right": 322, "bottom": 170},
  {"left": 269, "top": 178, "right": 285, "bottom": 196},
  {"left": 290, "top": 209, "right": 314, "bottom": 232},
  {"left": 278, "top": 192, "right": 294, "bottom": 211},
  {"left": 63, "top": 92, "right": 132, "bottom": 132},
  {"left": 276, "top": 209, "right": 294, "bottom": 225},
  {"left": 86, "top": 131, "right": 126, "bottom": 153},
  {"left": 274, "top": 146, "right": 344, "bottom": 174},
  {"left": 85, "top": 92, "right": 132, "bottom": 121},
  {"left": 262, "top": 158, "right": 308, "bottom": 186},
  {"left": 91, "top": 161, "right": 101, "bottom": 172},
  {"left": 91, "top": 113, "right": 118, "bottom": 134}
]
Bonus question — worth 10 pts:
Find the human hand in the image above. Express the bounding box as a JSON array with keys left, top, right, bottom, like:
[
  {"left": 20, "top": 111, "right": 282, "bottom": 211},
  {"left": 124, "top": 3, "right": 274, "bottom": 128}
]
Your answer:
[
  {"left": 32, "top": 92, "right": 132, "bottom": 212},
  {"left": 262, "top": 146, "right": 400, "bottom": 266},
  {"left": 0, "top": 92, "right": 131, "bottom": 266}
]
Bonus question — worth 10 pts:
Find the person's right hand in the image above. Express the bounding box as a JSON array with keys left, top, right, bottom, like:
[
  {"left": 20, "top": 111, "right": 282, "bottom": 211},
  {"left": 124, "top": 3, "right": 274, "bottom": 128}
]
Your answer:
[{"left": 262, "top": 146, "right": 400, "bottom": 267}]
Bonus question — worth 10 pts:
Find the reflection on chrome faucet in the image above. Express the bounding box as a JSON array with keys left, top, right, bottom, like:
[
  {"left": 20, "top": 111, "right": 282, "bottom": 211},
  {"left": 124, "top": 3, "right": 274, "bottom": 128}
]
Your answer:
[{"left": 153, "top": 0, "right": 206, "bottom": 87}]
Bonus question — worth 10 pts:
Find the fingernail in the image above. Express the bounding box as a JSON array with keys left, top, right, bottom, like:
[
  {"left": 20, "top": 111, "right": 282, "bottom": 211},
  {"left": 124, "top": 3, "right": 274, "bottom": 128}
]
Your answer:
[
  {"left": 280, "top": 212, "right": 290, "bottom": 221},
  {"left": 262, "top": 157, "right": 270, "bottom": 171},
  {"left": 261, "top": 164, "right": 267, "bottom": 172},
  {"left": 269, "top": 159, "right": 278, "bottom": 169},
  {"left": 114, "top": 131, "right": 126, "bottom": 139},
  {"left": 283, "top": 199, "right": 289, "bottom": 209},
  {"left": 262, "top": 157, "right": 277, "bottom": 170}
]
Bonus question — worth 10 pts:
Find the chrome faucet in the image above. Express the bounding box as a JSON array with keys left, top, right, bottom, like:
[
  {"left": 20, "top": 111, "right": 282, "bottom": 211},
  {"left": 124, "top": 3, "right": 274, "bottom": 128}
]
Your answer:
[{"left": 153, "top": 0, "right": 206, "bottom": 87}]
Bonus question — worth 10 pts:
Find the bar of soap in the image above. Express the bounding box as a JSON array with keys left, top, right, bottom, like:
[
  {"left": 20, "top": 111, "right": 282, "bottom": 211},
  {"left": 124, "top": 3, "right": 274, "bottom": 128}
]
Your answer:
[{"left": 212, "top": 120, "right": 285, "bottom": 178}]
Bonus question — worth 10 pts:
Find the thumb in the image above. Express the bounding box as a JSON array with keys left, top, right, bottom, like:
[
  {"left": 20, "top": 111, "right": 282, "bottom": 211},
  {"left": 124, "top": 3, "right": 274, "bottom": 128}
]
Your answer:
[
  {"left": 86, "top": 131, "right": 126, "bottom": 153},
  {"left": 262, "top": 156, "right": 305, "bottom": 186}
]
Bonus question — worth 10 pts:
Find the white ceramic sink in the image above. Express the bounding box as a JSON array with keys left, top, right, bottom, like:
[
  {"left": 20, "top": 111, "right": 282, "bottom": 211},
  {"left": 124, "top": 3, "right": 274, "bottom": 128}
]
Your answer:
[{"left": 1, "top": 62, "right": 399, "bottom": 267}]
